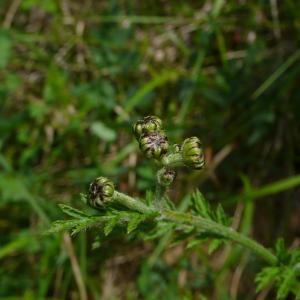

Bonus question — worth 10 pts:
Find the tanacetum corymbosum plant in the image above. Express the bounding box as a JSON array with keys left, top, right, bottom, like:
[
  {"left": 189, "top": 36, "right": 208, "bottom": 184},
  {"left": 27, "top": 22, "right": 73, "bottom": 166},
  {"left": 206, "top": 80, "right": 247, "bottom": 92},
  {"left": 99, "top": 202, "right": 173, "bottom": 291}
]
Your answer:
[{"left": 48, "top": 116, "right": 300, "bottom": 299}]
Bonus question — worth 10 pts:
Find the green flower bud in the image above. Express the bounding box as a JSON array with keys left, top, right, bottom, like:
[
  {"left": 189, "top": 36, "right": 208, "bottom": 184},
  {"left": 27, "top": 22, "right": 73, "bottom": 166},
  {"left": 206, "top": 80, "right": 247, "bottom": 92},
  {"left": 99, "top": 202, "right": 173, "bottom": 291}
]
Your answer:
[
  {"left": 181, "top": 137, "right": 205, "bottom": 170},
  {"left": 88, "top": 177, "right": 115, "bottom": 208},
  {"left": 139, "top": 131, "right": 169, "bottom": 159},
  {"left": 157, "top": 168, "right": 177, "bottom": 186},
  {"left": 133, "top": 116, "right": 162, "bottom": 139}
]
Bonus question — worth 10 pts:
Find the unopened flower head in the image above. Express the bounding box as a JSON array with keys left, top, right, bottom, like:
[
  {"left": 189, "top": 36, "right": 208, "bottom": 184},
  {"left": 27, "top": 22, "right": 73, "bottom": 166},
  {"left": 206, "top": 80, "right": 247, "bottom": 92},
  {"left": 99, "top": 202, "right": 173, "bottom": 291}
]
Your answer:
[
  {"left": 157, "top": 168, "right": 177, "bottom": 186},
  {"left": 182, "top": 137, "right": 205, "bottom": 170},
  {"left": 133, "top": 116, "right": 162, "bottom": 139},
  {"left": 139, "top": 131, "right": 169, "bottom": 159},
  {"left": 88, "top": 177, "right": 115, "bottom": 208}
]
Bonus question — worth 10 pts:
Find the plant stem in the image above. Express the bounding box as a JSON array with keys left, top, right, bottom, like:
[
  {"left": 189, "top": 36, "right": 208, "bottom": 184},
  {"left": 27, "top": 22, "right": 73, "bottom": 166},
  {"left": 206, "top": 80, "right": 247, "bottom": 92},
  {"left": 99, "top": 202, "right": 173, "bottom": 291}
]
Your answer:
[
  {"left": 113, "top": 192, "right": 278, "bottom": 265},
  {"left": 154, "top": 167, "right": 170, "bottom": 209},
  {"left": 113, "top": 191, "right": 157, "bottom": 215},
  {"left": 161, "top": 210, "right": 278, "bottom": 265},
  {"left": 154, "top": 183, "right": 166, "bottom": 209},
  {"left": 161, "top": 153, "right": 184, "bottom": 167}
]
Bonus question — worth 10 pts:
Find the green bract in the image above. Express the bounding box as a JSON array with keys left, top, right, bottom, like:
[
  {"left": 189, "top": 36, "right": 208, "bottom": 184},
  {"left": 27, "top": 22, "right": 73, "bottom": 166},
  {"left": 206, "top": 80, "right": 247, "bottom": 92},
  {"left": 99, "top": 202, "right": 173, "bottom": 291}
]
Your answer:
[
  {"left": 182, "top": 137, "right": 205, "bottom": 170},
  {"left": 88, "top": 177, "right": 115, "bottom": 208},
  {"left": 139, "top": 131, "right": 169, "bottom": 159},
  {"left": 133, "top": 116, "right": 162, "bottom": 139}
]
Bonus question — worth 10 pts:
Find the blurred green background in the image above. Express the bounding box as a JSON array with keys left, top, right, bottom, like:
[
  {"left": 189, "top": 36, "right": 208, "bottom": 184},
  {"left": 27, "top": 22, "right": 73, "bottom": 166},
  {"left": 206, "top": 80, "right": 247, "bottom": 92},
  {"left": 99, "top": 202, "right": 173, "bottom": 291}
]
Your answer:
[{"left": 0, "top": 0, "right": 300, "bottom": 299}]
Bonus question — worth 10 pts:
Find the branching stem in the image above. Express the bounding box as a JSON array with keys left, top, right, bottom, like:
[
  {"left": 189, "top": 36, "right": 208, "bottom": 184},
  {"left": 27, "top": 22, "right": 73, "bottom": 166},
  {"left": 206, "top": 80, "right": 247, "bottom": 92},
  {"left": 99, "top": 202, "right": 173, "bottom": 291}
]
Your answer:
[
  {"left": 113, "top": 192, "right": 278, "bottom": 265},
  {"left": 161, "top": 209, "right": 278, "bottom": 265}
]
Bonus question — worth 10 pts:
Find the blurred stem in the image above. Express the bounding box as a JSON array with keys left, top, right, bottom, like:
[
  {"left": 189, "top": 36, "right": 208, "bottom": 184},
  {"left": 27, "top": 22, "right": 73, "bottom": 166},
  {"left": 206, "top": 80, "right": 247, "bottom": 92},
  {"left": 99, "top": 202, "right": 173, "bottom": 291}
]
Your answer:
[
  {"left": 154, "top": 183, "right": 166, "bottom": 209},
  {"left": 113, "top": 192, "right": 278, "bottom": 265}
]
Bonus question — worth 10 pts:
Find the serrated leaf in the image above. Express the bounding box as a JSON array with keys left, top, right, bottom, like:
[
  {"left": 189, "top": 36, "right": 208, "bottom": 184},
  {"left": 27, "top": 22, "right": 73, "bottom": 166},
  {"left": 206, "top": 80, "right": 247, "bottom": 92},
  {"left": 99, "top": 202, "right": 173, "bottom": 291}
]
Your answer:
[
  {"left": 71, "top": 217, "right": 103, "bottom": 235},
  {"left": 46, "top": 220, "right": 79, "bottom": 234},
  {"left": 255, "top": 266, "right": 279, "bottom": 292},
  {"left": 104, "top": 217, "right": 118, "bottom": 236},
  {"left": 192, "top": 190, "right": 212, "bottom": 219},
  {"left": 59, "top": 204, "right": 88, "bottom": 219},
  {"left": 208, "top": 239, "right": 223, "bottom": 254},
  {"left": 187, "top": 239, "right": 202, "bottom": 249},
  {"left": 215, "top": 204, "right": 230, "bottom": 226},
  {"left": 277, "top": 267, "right": 296, "bottom": 299},
  {"left": 275, "top": 238, "right": 289, "bottom": 263},
  {"left": 144, "top": 223, "right": 174, "bottom": 240},
  {"left": 127, "top": 213, "right": 144, "bottom": 233},
  {"left": 164, "top": 197, "right": 176, "bottom": 210}
]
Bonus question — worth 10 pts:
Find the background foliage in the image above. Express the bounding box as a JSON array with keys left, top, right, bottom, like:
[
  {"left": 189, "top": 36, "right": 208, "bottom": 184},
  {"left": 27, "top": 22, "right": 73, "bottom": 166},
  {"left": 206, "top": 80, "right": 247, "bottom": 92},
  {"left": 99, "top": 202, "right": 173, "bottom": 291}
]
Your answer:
[{"left": 0, "top": 0, "right": 300, "bottom": 299}]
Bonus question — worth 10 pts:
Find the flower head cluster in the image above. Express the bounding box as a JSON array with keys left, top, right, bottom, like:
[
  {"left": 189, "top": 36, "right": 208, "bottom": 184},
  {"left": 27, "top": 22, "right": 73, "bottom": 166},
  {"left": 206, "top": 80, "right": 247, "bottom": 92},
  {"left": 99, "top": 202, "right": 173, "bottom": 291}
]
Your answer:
[{"left": 133, "top": 116, "right": 205, "bottom": 171}]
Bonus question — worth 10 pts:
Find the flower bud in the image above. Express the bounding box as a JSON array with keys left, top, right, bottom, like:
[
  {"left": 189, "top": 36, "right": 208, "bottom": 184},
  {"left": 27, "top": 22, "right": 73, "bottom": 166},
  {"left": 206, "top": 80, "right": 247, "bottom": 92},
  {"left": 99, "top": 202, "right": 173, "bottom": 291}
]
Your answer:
[
  {"left": 157, "top": 168, "right": 177, "bottom": 186},
  {"left": 133, "top": 116, "right": 162, "bottom": 139},
  {"left": 88, "top": 177, "right": 115, "bottom": 208},
  {"left": 181, "top": 137, "right": 205, "bottom": 170},
  {"left": 139, "top": 131, "right": 169, "bottom": 159}
]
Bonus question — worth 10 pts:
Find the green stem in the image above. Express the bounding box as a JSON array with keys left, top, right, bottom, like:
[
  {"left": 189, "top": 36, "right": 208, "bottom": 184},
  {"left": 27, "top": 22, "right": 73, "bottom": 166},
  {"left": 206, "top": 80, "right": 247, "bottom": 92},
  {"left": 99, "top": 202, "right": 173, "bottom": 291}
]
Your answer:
[
  {"left": 154, "top": 167, "right": 171, "bottom": 209},
  {"left": 154, "top": 184, "right": 166, "bottom": 209},
  {"left": 113, "top": 192, "right": 277, "bottom": 265},
  {"left": 113, "top": 191, "right": 157, "bottom": 215},
  {"left": 161, "top": 153, "right": 184, "bottom": 167},
  {"left": 161, "top": 210, "right": 278, "bottom": 265}
]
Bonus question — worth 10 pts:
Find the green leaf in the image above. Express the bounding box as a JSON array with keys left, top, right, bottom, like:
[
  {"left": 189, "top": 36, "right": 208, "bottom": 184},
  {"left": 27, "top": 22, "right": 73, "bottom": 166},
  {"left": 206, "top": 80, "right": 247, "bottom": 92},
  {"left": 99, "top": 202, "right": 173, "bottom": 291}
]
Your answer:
[
  {"left": 47, "top": 220, "right": 80, "bottom": 234},
  {"left": 215, "top": 204, "right": 231, "bottom": 226},
  {"left": 90, "top": 121, "right": 116, "bottom": 142},
  {"left": 274, "top": 238, "right": 289, "bottom": 263},
  {"left": 104, "top": 217, "right": 118, "bottom": 236},
  {"left": 186, "top": 239, "right": 202, "bottom": 249},
  {"left": 71, "top": 217, "right": 102, "bottom": 235},
  {"left": 191, "top": 190, "right": 212, "bottom": 219},
  {"left": 47, "top": 216, "right": 105, "bottom": 235},
  {"left": 277, "top": 267, "right": 296, "bottom": 299},
  {"left": 144, "top": 223, "right": 174, "bottom": 240},
  {"left": 208, "top": 239, "right": 223, "bottom": 254},
  {"left": 191, "top": 190, "right": 230, "bottom": 226},
  {"left": 58, "top": 204, "right": 88, "bottom": 219},
  {"left": 127, "top": 213, "right": 144, "bottom": 233},
  {"left": 255, "top": 266, "right": 279, "bottom": 292}
]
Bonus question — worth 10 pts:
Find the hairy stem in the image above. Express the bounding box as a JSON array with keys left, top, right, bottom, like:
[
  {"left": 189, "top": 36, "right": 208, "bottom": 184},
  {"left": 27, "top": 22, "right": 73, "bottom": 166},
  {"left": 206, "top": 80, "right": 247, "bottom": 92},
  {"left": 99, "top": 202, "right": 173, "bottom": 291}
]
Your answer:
[
  {"left": 154, "top": 167, "right": 170, "bottom": 209},
  {"left": 113, "top": 192, "right": 278, "bottom": 265},
  {"left": 161, "top": 210, "right": 278, "bottom": 265},
  {"left": 113, "top": 191, "right": 157, "bottom": 215},
  {"left": 154, "top": 184, "right": 166, "bottom": 209}
]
